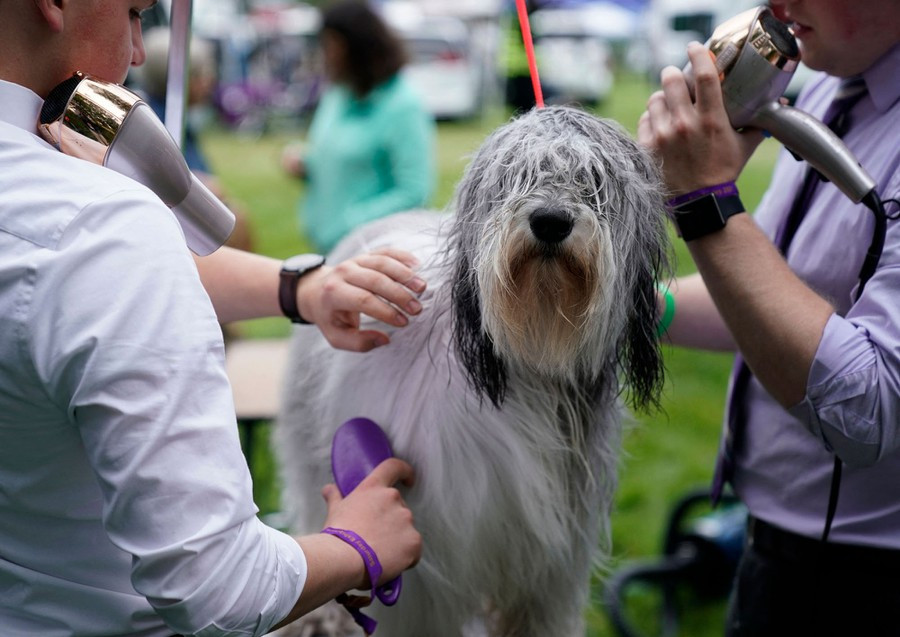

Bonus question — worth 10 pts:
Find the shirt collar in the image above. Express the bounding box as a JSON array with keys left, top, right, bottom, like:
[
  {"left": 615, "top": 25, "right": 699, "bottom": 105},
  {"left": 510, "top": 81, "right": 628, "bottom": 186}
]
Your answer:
[
  {"left": 0, "top": 79, "right": 44, "bottom": 135},
  {"left": 861, "top": 42, "right": 900, "bottom": 114}
]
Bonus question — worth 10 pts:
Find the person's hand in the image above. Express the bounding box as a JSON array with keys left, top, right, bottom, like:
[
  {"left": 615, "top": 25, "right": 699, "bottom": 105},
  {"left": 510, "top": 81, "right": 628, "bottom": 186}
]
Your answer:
[
  {"left": 282, "top": 144, "right": 307, "bottom": 180},
  {"left": 275, "top": 459, "right": 421, "bottom": 626},
  {"left": 321, "top": 458, "right": 421, "bottom": 587},
  {"left": 637, "top": 42, "right": 765, "bottom": 196},
  {"left": 296, "top": 247, "right": 427, "bottom": 352}
]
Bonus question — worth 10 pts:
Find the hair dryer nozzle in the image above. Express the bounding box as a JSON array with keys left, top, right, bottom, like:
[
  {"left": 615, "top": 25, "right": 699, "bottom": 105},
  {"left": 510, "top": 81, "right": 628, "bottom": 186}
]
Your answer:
[{"left": 38, "top": 73, "right": 235, "bottom": 255}]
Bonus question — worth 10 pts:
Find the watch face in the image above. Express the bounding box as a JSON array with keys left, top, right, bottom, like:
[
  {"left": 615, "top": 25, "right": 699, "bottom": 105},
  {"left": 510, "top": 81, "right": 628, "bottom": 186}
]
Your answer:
[{"left": 282, "top": 253, "right": 326, "bottom": 273}]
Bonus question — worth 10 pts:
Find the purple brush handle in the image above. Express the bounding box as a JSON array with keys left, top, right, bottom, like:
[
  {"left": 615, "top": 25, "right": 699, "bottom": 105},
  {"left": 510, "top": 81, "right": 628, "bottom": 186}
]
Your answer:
[{"left": 331, "top": 417, "right": 402, "bottom": 606}]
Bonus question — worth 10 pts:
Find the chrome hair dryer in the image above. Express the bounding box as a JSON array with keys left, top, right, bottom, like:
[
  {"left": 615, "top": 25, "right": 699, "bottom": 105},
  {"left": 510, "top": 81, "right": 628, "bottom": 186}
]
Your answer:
[
  {"left": 38, "top": 72, "right": 235, "bottom": 256},
  {"left": 685, "top": 6, "right": 876, "bottom": 203}
]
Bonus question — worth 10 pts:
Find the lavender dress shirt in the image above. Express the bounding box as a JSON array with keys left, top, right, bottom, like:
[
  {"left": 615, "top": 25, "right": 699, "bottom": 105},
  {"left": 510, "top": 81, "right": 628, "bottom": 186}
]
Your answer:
[{"left": 730, "top": 44, "right": 900, "bottom": 547}]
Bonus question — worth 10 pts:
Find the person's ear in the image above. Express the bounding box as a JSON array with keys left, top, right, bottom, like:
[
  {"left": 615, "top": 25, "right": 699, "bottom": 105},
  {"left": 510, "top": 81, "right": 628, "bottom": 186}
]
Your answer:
[{"left": 33, "top": 0, "right": 67, "bottom": 33}]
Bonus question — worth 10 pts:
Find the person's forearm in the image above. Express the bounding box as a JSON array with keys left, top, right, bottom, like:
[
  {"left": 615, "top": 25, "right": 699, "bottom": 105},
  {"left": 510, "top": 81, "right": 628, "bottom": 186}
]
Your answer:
[
  {"left": 270, "top": 533, "right": 366, "bottom": 630},
  {"left": 664, "top": 272, "right": 737, "bottom": 351},
  {"left": 193, "top": 247, "right": 282, "bottom": 323},
  {"left": 686, "top": 214, "right": 834, "bottom": 406}
]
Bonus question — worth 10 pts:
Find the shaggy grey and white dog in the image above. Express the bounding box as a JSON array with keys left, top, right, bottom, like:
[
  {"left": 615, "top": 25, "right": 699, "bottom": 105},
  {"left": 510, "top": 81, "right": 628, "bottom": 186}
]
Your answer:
[{"left": 274, "top": 105, "right": 670, "bottom": 637}]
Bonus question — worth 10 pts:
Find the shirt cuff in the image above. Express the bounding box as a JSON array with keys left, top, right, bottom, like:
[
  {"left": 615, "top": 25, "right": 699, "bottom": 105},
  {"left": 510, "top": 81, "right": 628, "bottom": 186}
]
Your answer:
[
  {"left": 156, "top": 518, "right": 307, "bottom": 637},
  {"left": 789, "top": 314, "right": 881, "bottom": 466},
  {"left": 252, "top": 524, "right": 307, "bottom": 636}
]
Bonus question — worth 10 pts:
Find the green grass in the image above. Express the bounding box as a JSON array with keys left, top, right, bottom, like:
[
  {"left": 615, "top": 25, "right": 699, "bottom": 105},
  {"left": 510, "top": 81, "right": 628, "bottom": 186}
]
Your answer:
[{"left": 203, "top": 73, "right": 779, "bottom": 636}]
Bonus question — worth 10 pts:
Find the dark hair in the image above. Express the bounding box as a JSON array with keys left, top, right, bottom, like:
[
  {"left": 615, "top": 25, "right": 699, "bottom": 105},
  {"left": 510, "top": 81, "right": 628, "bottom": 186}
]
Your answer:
[{"left": 320, "top": 0, "right": 408, "bottom": 97}]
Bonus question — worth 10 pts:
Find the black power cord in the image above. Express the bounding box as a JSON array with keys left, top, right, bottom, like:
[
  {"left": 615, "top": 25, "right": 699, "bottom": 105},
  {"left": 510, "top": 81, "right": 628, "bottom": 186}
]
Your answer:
[{"left": 823, "top": 189, "right": 892, "bottom": 542}]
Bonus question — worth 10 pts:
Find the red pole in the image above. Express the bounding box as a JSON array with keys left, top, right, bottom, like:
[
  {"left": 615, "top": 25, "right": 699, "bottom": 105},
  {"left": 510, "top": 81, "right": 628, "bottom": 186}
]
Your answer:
[{"left": 514, "top": 0, "right": 545, "bottom": 108}]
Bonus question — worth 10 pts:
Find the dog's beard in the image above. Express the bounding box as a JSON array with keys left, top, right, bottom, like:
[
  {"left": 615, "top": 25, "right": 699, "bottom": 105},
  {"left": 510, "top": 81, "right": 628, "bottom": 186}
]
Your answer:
[{"left": 480, "top": 227, "right": 608, "bottom": 377}]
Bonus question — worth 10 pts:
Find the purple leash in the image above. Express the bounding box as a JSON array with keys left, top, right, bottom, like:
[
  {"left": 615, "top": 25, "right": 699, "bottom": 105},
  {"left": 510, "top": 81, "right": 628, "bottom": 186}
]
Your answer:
[{"left": 323, "top": 417, "right": 402, "bottom": 635}]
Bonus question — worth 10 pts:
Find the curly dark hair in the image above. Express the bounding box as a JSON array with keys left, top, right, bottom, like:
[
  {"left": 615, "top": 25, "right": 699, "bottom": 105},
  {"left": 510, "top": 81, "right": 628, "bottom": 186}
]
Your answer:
[{"left": 320, "top": 0, "right": 408, "bottom": 97}]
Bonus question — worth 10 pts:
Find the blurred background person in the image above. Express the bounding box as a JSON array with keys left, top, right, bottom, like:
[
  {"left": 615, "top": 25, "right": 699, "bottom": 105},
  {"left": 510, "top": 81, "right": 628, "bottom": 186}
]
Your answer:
[{"left": 282, "top": 0, "right": 435, "bottom": 255}]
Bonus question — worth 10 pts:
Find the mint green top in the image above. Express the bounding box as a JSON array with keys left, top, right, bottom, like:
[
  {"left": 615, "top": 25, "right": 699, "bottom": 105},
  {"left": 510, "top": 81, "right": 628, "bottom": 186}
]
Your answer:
[{"left": 299, "top": 74, "right": 435, "bottom": 253}]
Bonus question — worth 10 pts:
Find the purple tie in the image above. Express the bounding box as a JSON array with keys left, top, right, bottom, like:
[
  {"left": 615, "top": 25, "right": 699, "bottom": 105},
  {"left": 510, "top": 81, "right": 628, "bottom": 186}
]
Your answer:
[{"left": 710, "top": 76, "right": 869, "bottom": 505}]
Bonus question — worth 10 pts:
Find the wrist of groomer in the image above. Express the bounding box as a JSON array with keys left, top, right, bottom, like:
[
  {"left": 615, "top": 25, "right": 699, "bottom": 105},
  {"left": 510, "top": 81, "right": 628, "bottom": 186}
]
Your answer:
[
  {"left": 667, "top": 180, "right": 746, "bottom": 241},
  {"left": 302, "top": 531, "right": 372, "bottom": 591},
  {"left": 278, "top": 254, "right": 328, "bottom": 324},
  {"left": 275, "top": 531, "right": 373, "bottom": 629}
]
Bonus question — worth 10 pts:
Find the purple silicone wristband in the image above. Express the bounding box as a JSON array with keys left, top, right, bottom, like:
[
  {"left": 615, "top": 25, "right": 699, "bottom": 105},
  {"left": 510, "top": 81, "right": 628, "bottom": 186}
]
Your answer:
[{"left": 667, "top": 181, "right": 739, "bottom": 207}]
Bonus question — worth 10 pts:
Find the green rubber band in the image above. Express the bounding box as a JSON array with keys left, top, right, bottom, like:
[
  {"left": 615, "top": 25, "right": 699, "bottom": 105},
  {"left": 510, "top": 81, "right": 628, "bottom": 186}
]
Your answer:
[{"left": 656, "top": 284, "right": 675, "bottom": 337}]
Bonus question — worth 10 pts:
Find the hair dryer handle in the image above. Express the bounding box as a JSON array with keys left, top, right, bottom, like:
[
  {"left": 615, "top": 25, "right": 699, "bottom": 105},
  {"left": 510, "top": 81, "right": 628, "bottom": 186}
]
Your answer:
[
  {"left": 172, "top": 175, "right": 237, "bottom": 256},
  {"left": 750, "top": 101, "right": 876, "bottom": 202}
]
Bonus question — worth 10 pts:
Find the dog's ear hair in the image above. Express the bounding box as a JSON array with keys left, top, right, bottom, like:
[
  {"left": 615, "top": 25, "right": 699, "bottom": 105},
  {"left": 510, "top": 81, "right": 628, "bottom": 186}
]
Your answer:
[
  {"left": 451, "top": 254, "right": 508, "bottom": 409},
  {"left": 618, "top": 143, "right": 670, "bottom": 413},
  {"left": 620, "top": 258, "right": 665, "bottom": 412},
  {"left": 448, "top": 131, "right": 510, "bottom": 409}
]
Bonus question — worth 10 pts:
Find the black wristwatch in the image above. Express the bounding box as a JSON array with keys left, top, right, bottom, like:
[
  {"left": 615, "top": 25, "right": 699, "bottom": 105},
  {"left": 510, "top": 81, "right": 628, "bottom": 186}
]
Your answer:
[
  {"left": 672, "top": 192, "right": 745, "bottom": 241},
  {"left": 279, "top": 254, "right": 326, "bottom": 324}
]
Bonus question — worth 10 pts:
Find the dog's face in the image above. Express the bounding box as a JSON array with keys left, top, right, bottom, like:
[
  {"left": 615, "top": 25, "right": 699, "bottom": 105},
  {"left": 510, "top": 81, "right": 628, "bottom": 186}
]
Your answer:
[{"left": 450, "top": 105, "right": 670, "bottom": 409}]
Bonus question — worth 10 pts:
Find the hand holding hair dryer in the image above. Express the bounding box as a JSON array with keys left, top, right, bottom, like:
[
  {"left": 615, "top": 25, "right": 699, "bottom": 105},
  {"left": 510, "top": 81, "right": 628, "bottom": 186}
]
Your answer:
[{"left": 684, "top": 5, "right": 876, "bottom": 203}]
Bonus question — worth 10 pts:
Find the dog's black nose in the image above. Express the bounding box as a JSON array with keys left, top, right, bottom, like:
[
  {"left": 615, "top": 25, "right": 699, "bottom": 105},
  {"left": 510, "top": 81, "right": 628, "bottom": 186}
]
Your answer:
[{"left": 529, "top": 207, "right": 573, "bottom": 244}]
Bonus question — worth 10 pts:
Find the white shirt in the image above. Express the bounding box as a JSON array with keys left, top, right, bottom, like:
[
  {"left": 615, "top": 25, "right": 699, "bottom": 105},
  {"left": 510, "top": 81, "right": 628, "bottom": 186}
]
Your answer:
[{"left": 0, "top": 79, "right": 305, "bottom": 636}]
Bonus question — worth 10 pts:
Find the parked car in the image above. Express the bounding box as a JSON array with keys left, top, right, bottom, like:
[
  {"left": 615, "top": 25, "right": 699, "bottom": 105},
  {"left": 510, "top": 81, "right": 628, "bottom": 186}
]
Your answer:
[
  {"left": 529, "top": 5, "right": 621, "bottom": 107},
  {"left": 384, "top": 7, "right": 483, "bottom": 120}
]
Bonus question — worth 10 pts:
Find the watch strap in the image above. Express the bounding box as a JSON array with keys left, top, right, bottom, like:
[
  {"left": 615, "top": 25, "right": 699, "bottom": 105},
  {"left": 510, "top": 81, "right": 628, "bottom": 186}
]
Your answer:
[
  {"left": 279, "top": 270, "right": 306, "bottom": 324},
  {"left": 672, "top": 192, "right": 745, "bottom": 241},
  {"left": 279, "top": 256, "right": 326, "bottom": 324}
]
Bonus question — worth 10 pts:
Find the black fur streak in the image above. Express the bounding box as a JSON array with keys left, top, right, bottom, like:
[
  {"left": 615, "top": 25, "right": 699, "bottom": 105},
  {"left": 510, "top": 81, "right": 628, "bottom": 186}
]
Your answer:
[{"left": 452, "top": 254, "right": 508, "bottom": 408}]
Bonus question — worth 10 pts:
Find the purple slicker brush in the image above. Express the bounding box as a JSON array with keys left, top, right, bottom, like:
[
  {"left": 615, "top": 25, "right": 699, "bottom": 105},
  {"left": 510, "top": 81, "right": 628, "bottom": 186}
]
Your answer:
[{"left": 331, "top": 417, "right": 402, "bottom": 605}]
